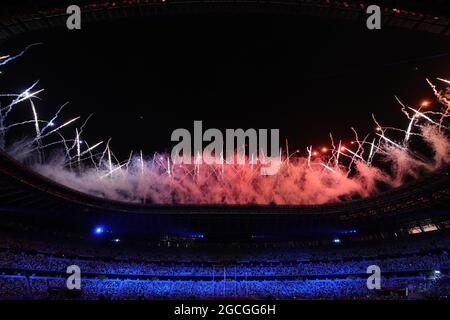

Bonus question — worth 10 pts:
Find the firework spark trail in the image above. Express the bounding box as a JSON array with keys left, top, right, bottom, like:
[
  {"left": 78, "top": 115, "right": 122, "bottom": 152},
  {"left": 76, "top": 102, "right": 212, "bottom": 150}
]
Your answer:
[
  {"left": 0, "top": 49, "right": 449, "bottom": 205},
  {"left": 427, "top": 78, "right": 450, "bottom": 128},
  {"left": 336, "top": 140, "right": 342, "bottom": 168},
  {"left": 0, "top": 83, "right": 44, "bottom": 119},
  {"left": 38, "top": 117, "right": 80, "bottom": 141},
  {"left": 140, "top": 150, "right": 144, "bottom": 176},
  {"left": 408, "top": 107, "right": 441, "bottom": 127},
  {"left": 394, "top": 96, "right": 418, "bottom": 145},
  {"left": 0, "top": 43, "right": 42, "bottom": 67},
  {"left": 437, "top": 78, "right": 450, "bottom": 85},
  {"left": 3, "top": 96, "right": 450, "bottom": 205},
  {"left": 98, "top": 138, "right": 112, "bottom": 169},
  {"left": 107, "top": 145, "right": 113, "bottom": 177},
  {"left": 29, "top": 99, "right": 44, "bottom": 162},
  {"left": 67, "top": 114, "right": 93, "bottom": 155},
  {"left": 327, "top": 133, "right": 337, "bottom": 168},
  {"left": 320, "top": 162, "right": 335, "bottom": 172},
  {"left": 125, "top": 150, "right": 134, "bottom": 172},
  {"left": 75, "top": 128, "right": 81, "bottom": 169},
  {"left": 0, "top": 119, "right": 49, "bottom": 131},
  {"left": 367, "top": 138, "right": 376, "bottom": 165},
  {"left": 67, "top": 151, "right": 104, "bottom": 168},
  {"left": 306, "top": 146, "right": 312, "bottom": 168},
  {"left": 99, "top": 160, "right": 130, "bottom": 180},
  {"left": 40, "top": 102, "right": 69, "bottom": 134}
]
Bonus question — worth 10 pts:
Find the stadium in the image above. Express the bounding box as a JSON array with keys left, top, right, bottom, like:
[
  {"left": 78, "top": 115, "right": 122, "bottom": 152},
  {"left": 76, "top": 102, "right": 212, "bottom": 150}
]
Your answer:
[{"left": 0, "top": 0, "right": 449, "bottom": 301}]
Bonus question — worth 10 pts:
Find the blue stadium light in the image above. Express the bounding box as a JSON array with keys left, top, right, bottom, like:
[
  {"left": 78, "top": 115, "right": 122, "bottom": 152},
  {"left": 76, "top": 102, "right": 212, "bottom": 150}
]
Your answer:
[
  {"left": 434, "top": 270, "right": 441, "bottom": 275},
  {"left": 113, "top": 238, "right": 120, "bottom": 243},
  {"left": 332, "top": 238, "right": 341, "bottom": 244},
  {"left": 93, "top": 226, "right": 105, "bottom": 235},
  {"left": 251, "top": 234, "right": 266, "bottom": 239}
]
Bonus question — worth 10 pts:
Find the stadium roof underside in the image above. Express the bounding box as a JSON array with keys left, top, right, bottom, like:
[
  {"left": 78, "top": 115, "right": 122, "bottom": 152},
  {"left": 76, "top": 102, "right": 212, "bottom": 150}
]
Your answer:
[{"left": 0, "top": 0, "right": 448, "bottom": 44}]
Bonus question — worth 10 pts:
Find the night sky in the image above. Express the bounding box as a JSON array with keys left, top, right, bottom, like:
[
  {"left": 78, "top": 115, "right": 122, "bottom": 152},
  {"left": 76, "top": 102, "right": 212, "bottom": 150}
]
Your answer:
[{"left": 1, "top": 13, "right": 449, "bottom": 159}]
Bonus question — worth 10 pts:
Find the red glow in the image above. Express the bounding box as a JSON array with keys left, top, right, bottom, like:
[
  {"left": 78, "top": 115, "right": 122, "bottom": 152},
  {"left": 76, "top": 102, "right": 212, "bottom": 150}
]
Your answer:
[
  {"left": 420, "top": 100, "right": 430, "bottom": 108},
  {"left": 321, "top": 147, "right": 328, "bottom": 153}
]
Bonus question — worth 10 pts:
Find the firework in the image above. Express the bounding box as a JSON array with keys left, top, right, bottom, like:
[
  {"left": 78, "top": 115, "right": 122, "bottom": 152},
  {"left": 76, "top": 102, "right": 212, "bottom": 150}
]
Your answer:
[{"left": 0, "top": 49, "right": 449, "bottom": 205}]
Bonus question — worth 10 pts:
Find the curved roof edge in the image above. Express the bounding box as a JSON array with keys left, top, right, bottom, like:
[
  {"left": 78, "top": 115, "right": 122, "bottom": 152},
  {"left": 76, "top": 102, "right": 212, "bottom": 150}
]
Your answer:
[{"left": 0, "top": 0, "right": 448, "bottom": 45}]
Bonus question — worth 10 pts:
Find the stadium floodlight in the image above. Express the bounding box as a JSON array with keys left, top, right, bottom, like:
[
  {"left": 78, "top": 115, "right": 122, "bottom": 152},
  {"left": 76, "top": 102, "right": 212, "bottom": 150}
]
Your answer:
[
  {"left": 93, "top": 226, "right": 105, "bottom": 235},
  {"left": 332, "top": 238, "right": 341, "bottom": 244},
  {"left": 191, "top": 234, "right": 204, "bottom": 239}
]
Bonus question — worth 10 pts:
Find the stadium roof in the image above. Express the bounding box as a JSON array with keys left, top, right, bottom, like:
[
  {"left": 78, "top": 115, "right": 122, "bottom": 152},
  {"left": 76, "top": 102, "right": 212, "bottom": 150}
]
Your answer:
[{"left": 0, "top": 0, "right": 448, "bottom": 44}]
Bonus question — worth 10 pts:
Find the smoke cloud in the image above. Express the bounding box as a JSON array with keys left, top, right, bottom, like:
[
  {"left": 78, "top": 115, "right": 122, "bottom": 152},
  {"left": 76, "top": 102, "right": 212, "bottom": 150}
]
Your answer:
[{"left": 1, "top": 74, "right": 449, "bottom": 205}]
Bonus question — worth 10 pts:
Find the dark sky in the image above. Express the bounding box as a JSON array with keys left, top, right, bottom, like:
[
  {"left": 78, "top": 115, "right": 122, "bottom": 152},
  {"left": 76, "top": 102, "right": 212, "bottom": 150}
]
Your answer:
[{"left": 1, "top": 13, "right": 449, "bottom": 159}]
